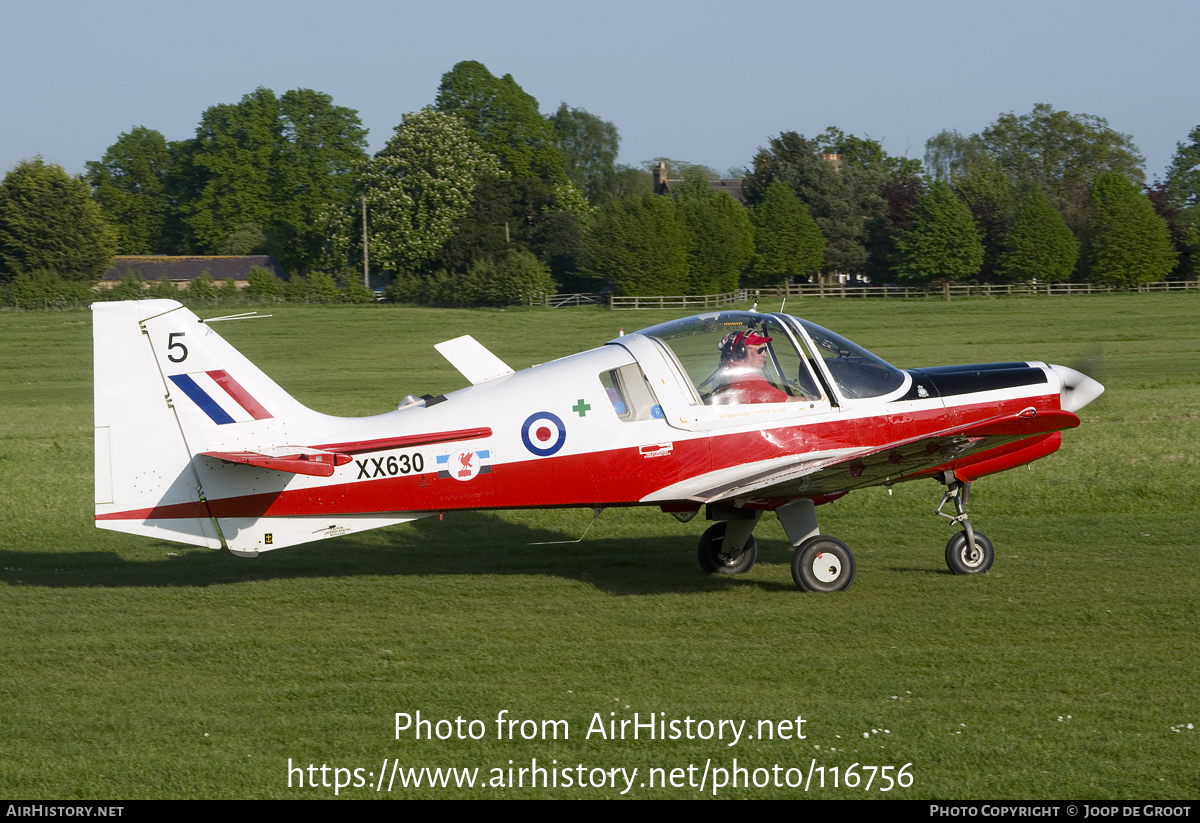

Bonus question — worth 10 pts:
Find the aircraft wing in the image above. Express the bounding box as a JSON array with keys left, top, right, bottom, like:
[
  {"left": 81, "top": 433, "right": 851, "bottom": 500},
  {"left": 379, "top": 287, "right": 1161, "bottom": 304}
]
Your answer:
[{"left": 690, "top": 407, "right": 1080, "bottom": 503}]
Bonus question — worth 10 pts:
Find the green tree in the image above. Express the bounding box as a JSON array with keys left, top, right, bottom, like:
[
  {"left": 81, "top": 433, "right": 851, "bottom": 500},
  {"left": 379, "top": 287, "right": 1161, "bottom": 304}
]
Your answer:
[
  {"left": 431, "top": 176, "right": 554, "bottom": 273},
  {"left": 243, "top": 265, "right": 286, "bottom": 300},
  {"left": 674, "top": 177, "right": 755, "bottom": 293},
  {"left": 86, "top": 127, "right": 173, "bottom": 253},
  {"left": 3, "top": 269, "right": 94, "bottom": 309},
  {"left": 817, "top": 127, "right": 922, "bottom": 178},
  {"left": 435, "top": 61, "right": 566, "bottom": 185},
  {"left": 338, "top": 272, "right": 375, "bottom": 304},
  {"left": 361, "top": 109, "right": 501, "bottom": 273},
  {"left": 550, "top": 104, "right": 620, "bottom": 204},
  {"left": 608, "top": 165, "right": 654, "bottom": 200},
  {"left": 1081, "top": 171, "right": 1177, "bottom": 286},
  {"left": 177, "top": 87, "right": 282, "bottom": 254},
  {"left": 924, "top": 131, "right": 1017, "bottom": 281},
  {"left": 108, "top": 271, "right": 145, "bottom": 300},
  {"left": 219, "top": 223, "right": 268, "bottom": 255},
  {"left": 493, "top": 249, "right": 556, "bottom": 305},
  {"left": 0, "top": 157, "right": 117, "bottom": 281},
  {"left": 443, "top": 249, "right": 556, "bottom": 306},
  {"left": 172, "top": 87, "right": 368, "bottom": 272},
  {"left": 744, "top": 130, "right": 887, "bottom": 278},
  {"left": 1146, "top": 180, "right": 1199, "bottom": 281},
  {"left": 286, "top": 271, "right": 341, "bottom": 303},
  {"left": 644, "top": 157, "right": 723, "bottom": 182},
  {"left": 924, "top": 130, "right": 989, "bottom": 182},
  {"left": 981, "top": 104, "right": 1145, "bottom": 192},
  {"left": 997, "top": 183, "right": 1079, "bottom": 283},
  {"left": 185, "top": 271, "right": 217, "bottom": 303},
  {"left": 895, "top": 182, "right": 983, "bottom": 284},
  {"left": 928, "top": 107, "right": 1149, "bottom": 271},
  {"left": 581, "top": 191, "right": 691, "bottom": 295},
  {"left": 218, "top": 277, "right": 241, "bottom": 302},
  {"left": 1165, "top": 124, "right": 1200, "bottom": 227},
  {"left": 864, "top": 174, "right": 924, "bottom": 282},
  {"left": 148, "top": 275, "right": 180, "bottom": 299},
  {"left": 950, "top": 152, "right": 1014, "bottom": 282},
  {"left": 273, "top": 88, "right": 369, "bottom": 271},
  {"left": 746, "top": 180, "right": 824, "bottom": 286},
  {"left": 531, "top": 207, "right": 585, "bottom": 289}
]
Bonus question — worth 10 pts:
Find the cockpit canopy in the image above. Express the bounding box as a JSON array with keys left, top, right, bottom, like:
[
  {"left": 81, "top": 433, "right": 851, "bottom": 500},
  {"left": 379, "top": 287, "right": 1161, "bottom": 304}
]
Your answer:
[{"left": 632, "top": 311, "right": 910, "bottom": 406}]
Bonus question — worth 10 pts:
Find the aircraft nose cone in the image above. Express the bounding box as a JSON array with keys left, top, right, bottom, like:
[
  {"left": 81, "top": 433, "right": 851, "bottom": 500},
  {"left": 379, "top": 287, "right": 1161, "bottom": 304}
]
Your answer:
[{"left": 1050, "top": 364, "right": 1105, "bottom": 412}]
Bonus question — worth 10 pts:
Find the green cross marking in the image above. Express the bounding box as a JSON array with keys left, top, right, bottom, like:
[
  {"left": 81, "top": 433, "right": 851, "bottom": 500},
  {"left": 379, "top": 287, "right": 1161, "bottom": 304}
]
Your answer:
[{"left": 573, "top": 399, "right": 591, "bottom": 417}]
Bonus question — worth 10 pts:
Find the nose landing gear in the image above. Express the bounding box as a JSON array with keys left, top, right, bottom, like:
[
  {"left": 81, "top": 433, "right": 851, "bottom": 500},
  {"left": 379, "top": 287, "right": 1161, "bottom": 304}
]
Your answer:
[{"left": 936, "top": 473, "right": 994, "bottom": 575}]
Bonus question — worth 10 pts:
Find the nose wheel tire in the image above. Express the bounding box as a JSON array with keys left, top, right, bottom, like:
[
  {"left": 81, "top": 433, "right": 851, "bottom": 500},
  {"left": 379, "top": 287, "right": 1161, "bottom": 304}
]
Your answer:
[
  {"left": 697, "top": 522, "right": 758, "bottom": 574},
  {"left": 945, "top": 530, "right": 994, "bottom": 575},
  {"left": 791, "top": 536, "right": 856, "bottom": 592}
]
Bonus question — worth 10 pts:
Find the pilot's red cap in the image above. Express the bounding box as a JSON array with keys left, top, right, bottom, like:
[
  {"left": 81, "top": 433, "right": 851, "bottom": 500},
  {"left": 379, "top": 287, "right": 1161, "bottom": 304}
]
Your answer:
[
  {"left": 720, "top": 330, "right": 772, "bottom": 356},
  {"left": 739, "top": 331, "right": 771, "bottom": 347}
]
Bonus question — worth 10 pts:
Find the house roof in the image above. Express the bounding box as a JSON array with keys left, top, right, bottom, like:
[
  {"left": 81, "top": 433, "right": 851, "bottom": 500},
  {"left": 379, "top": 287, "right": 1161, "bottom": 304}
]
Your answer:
[{"left": 651, "top": 161, "right": 747, "bottom": 204}]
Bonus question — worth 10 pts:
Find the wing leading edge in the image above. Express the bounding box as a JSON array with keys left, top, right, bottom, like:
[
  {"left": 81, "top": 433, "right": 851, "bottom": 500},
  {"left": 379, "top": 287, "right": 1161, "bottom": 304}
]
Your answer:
[{"left": 692, "top": 407, "right": 1080, "bottom": 503}]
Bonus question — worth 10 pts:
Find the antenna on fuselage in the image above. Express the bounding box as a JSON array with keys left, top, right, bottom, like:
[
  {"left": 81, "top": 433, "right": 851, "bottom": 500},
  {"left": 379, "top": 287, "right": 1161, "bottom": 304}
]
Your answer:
[
  {"left": 527, "top": 508, "right": 605, "bottom": 545},
  {"left": 200, "top": 311, "right": 273, "bottom": 324}
]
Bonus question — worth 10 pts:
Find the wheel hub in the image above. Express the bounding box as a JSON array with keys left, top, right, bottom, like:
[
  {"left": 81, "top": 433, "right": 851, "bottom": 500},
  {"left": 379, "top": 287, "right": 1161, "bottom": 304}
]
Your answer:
[{"left": 812, "top": 552, "right": 842, "bottom": 583}]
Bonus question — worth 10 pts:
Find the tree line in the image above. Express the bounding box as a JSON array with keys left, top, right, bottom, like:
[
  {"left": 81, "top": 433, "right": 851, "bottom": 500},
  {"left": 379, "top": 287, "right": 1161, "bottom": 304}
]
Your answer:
[{"left": 2, "top": 62, "right": 1198, "bottom": 307}]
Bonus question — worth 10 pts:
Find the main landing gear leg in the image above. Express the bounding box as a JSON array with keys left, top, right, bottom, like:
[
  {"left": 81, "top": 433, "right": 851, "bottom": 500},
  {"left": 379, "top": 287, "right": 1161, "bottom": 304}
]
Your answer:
[
  {"left": 777, "top": 498, "right": 856, "bottom": 592},
  {"left": 697, "top": 507, "right": 761, "bottom": 575},
  {"left": 935, "top": 472, "right": 995, "bottom": 575}
]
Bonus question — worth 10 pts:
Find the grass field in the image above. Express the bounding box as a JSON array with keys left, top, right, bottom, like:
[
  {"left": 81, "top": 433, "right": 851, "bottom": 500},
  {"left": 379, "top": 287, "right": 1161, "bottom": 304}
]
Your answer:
[{"left": 1, "top": 293, "right": 1197, "bottom": 799}]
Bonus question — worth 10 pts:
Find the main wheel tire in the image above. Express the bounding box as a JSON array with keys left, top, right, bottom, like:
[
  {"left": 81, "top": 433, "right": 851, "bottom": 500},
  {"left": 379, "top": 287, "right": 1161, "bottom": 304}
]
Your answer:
[
  {"left": 791, "top": 536, "right": 856, "bottom": 592},
  {"left": 697, "top": 522, "right": 758, "bottom": 574},
  {"left": 945, "top": 530, "right": 994, "bottom": 574}
]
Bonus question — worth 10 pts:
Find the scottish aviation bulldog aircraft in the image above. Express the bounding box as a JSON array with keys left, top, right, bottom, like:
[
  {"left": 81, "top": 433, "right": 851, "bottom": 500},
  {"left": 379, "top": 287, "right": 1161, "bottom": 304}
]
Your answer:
[{"left": 93, "top": 300, "right": 1103, "bottom": 592}]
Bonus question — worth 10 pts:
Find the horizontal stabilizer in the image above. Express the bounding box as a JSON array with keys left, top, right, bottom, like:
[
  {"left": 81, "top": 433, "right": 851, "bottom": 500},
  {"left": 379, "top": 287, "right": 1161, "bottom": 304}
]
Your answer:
[
  {"left": 434, "top": 336, "right": 515, "bottom": 385},
  {"left": 201, "top": 448, "right": 354, "bottom": 478}
]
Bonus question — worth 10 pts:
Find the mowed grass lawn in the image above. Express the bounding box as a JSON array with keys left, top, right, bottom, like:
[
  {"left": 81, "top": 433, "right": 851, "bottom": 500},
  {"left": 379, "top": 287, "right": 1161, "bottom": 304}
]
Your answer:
[{"left": 1, "top": 293, "right": 1197, "bottom": 799}]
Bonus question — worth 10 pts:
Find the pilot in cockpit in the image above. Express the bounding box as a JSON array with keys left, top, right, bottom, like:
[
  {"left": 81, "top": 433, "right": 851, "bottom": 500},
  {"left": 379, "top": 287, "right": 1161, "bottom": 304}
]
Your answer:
[{"left": 708, "top": 330, "right": 802, "bottom": 405}]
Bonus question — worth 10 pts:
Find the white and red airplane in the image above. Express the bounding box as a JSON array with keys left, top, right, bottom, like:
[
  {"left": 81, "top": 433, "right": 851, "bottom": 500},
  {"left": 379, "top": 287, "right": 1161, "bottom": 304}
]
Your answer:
[{"left": 92, "top": 299, "right": 1103, "bottom": 592}]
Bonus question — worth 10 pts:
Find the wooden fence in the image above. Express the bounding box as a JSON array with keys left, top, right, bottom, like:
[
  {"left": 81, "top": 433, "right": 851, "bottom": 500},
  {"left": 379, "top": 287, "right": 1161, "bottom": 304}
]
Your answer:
[
  {"left": 543, "top": 292, "right": 606, "bottom": 308},
  {"left": 759, "top": 280, "right": 1200, "bottom": 300},
  {"left": 604, "top": 290, "right": 750, "bottom": 310},
  {"left": 544, "top": 281, "right": 1198, "bottom": 310}
]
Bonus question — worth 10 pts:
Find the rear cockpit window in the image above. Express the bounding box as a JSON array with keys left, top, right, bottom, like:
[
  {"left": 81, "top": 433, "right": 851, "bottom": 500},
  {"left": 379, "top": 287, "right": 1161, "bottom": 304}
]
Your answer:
[{"left": 600, "top": 365, "right": 662, "bottom": 421}]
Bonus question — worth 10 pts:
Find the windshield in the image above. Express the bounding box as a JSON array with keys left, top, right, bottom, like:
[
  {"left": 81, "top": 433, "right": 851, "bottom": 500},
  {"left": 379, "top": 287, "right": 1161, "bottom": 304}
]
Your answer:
[{"left": 785, "top": 317, "right": 908, "bottom": 400}]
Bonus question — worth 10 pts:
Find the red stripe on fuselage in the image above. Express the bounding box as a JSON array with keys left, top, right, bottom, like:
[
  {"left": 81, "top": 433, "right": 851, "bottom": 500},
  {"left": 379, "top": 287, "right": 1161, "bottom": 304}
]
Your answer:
[
  {"left": 100, "top": 388, "right": 1062, "bottom": 522},
  {"left": 96, "top": 500, "right": 211, "bottom": 521}
]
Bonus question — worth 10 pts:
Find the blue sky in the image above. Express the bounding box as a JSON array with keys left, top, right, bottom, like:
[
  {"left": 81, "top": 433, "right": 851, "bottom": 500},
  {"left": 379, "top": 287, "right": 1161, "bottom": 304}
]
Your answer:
[{"left": 2, "top": 0, "right": 1196, "bottom": 182}]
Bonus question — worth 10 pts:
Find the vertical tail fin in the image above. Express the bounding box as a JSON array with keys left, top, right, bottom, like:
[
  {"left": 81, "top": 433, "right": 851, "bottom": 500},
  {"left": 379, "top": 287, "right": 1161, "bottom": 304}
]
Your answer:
[
  {"left": 93, "top": 299, "right": 432, "bottom": 557},
  {"left": 93, "top": 300, "right": 303, "bottom": 549},
  {"left": 93, "top": 303, "right": 434, "bottom": 561}
]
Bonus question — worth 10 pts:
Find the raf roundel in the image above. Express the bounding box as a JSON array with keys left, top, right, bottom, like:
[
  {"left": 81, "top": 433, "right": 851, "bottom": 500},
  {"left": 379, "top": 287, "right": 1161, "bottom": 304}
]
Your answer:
[{"left": 521, "top": 411, "right": 566, "bottom": 456}]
